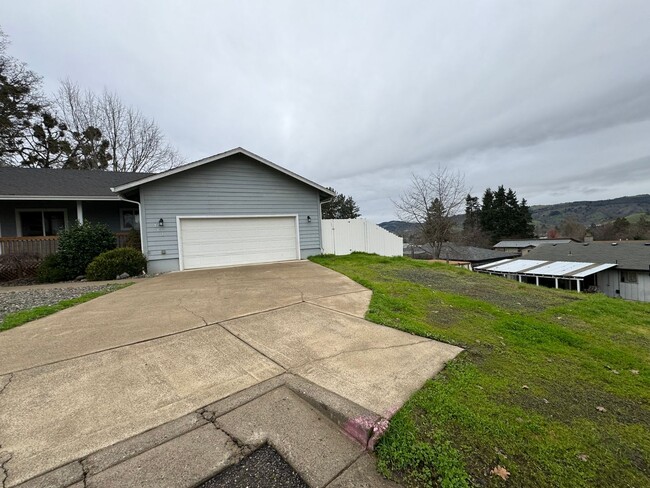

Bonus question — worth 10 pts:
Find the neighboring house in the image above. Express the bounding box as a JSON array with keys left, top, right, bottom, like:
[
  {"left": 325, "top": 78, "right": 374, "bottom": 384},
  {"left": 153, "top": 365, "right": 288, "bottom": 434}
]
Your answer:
[
  {"left": 475, "top": 241, "right": 650, "bottom": 302},
  {"left": 404, "top": 242, "right": 519, "bottom": 268},
  {"left": 0, "top": 168, "right": 149, "bottom": 255},
  {"left": 0, "top": 148, "right": 335, "bottom": 273},
  {"left": 493, "top": 238, "right": 577, "bottom": 255}
]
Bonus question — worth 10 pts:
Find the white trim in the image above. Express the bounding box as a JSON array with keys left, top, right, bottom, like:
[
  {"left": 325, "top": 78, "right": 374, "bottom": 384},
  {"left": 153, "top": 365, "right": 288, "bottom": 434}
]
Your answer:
[
  {"left": 295, "top": 215, "right": 301, "bottom": 260},
  {"left": 15, "top": 208, "right": 69, "bottom": 237},
  {"left": 176, "top": 214, "right": 300, "bottom": 271},
  {"left": 111, "top": 147, "right": 336, "bottom": 196},
  {"left": 0, "top": 195, "right": 120, "bottom": 201}
]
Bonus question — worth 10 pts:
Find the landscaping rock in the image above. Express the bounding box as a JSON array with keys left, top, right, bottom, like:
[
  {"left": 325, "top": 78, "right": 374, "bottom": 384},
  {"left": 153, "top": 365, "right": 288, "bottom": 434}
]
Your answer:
[
  {"left": 0, "top": 285, "right": 116, "bottom": 323},
  {"left": 116, "top": 272, "right": 130, "bottom": 280}
]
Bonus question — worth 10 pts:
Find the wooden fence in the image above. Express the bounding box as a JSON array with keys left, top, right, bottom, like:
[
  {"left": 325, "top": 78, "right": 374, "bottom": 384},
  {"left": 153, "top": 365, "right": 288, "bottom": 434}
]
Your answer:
[
  {"left": 0, "top": 232, "right": 131, "bottom": 257},
  {"left": 0, "top": 236, "right": 59, "bottom": 257}
]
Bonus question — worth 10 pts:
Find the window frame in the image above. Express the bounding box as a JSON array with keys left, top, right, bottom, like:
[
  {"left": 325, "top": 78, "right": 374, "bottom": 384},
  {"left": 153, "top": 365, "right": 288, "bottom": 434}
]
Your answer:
[
  {"left": 15, "top": 208, "right": 69, "bottom": 237},
  {"left": 620, "top": 270, "right": 638, "bottom": 284},
  {"left": 120, "top": 207, "right": 140, "bottom": 231}
]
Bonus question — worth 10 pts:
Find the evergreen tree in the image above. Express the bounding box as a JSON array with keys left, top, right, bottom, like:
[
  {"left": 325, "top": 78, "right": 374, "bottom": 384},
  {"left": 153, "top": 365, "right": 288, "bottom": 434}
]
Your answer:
[
  {"left": 321, "top": 188, "right": 361, "bottom": 219},
  {"left": 463, "top": 194, "right": 480, "bottom": 233},
  {"left": 478, "top": 186, "right": 534, "bottom": 242},
  {"left": 0, "top": 29, "right": 44, "bottom": 165}
]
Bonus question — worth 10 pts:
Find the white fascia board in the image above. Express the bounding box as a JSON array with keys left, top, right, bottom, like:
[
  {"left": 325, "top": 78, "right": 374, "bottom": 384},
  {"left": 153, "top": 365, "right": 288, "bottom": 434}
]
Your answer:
[{"left": 111, "top": 147, "right": 336, "bottom": 196}]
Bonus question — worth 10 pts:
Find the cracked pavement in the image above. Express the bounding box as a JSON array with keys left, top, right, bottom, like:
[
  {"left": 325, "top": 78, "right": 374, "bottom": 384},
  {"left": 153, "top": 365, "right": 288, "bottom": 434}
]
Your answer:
[{"left": 0, "top": 261, "right": 462, "bottom": 487}]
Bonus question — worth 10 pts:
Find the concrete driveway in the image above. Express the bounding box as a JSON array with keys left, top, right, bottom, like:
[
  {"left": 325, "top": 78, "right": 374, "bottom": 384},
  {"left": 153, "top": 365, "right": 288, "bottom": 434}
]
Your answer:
[{"left": 0, "top": 261, "right": 462, "bottom": 487}]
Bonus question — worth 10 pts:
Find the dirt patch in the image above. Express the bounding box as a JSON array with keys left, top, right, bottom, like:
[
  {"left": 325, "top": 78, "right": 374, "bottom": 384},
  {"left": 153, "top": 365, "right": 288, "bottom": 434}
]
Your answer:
[
  {"left": 395, "top": 267, "right": 577, "bottom": 313},
  {"left": 498, "top": 379, "right": 650, "bottom": 426}
]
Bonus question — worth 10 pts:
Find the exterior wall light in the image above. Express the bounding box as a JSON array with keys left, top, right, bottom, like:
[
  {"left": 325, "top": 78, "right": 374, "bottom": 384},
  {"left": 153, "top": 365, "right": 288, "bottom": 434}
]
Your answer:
[
  {"left": 158, "top": 218, "right": 164, "bottom": 227},
  {"left": 307, "top": 216, "right": 312, "bottom": 223}
]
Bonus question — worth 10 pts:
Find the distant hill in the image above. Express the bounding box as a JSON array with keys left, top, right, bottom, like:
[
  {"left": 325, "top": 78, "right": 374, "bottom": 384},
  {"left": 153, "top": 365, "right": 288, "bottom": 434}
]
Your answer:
[
  {"left": 530, "top": 194, "right": 650, "bottom": 230},
  {"left": 379, "top": 220, "right": 419, "bottom": 237},
  {"left": 380, "top": 194, "right": 650, "bottom": 237}
]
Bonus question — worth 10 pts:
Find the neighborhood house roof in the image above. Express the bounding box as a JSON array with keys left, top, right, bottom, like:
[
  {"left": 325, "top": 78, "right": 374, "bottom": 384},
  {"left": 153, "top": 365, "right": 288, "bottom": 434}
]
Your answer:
[
  {"left": 493, "top": 238, "right": 575, "bottom": 249},
  {"left": 0, "top": 167, "right": 151, "bottom": 200},
  {"left": 525, "top": 241, "right": 650, "bottom": 271},
  {"left": 111, "top": 147, "right": 336, "bottom": 197},
  {"left": 475, "top": 259, "right": 618, "bottom": 278},
  {"left": 404, "top": 243, "right": 519, "bottom": 262}
]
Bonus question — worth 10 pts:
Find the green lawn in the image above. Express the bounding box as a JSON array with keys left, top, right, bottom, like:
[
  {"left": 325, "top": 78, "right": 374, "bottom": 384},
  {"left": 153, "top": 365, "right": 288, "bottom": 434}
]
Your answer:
[
  {"left": 310, "top": 254, "right": 649, "bottom": 488},
  {"left": 0, "top": 284, "right": 131, "bottom": 332}
]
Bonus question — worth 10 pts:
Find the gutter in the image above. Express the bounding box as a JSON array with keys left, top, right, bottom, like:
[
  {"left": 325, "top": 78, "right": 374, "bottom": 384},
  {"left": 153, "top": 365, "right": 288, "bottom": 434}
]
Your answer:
[{"left": 116, "top": 193, "right": 145, "bottom": 254}]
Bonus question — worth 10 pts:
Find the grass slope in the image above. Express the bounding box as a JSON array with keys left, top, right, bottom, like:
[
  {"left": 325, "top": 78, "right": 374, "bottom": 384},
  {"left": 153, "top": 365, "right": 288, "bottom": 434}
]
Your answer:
[
  {"left": 311, "top": 254, "right": 649, "bottom": 488},
  {"left": 0, "top": 284, "right": 131, "bottom": 332}
]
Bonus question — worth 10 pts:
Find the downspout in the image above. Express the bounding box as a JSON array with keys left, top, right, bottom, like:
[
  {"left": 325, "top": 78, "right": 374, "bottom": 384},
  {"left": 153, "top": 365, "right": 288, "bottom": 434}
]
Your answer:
[{"left": 116, "top": 193, "right": 144, "bottom": 254}]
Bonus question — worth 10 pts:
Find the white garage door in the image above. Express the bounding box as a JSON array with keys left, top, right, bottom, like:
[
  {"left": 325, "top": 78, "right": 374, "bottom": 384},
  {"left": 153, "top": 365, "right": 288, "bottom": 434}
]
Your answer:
[{"left": 178, "top": 216, "right": 299, "bottom": 270}]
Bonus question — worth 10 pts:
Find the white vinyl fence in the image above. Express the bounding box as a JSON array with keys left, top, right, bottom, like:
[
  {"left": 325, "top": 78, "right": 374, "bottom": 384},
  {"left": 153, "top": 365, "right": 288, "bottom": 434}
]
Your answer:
[{"left": 321, "top": 219, "right": 403, "bottom": 257}]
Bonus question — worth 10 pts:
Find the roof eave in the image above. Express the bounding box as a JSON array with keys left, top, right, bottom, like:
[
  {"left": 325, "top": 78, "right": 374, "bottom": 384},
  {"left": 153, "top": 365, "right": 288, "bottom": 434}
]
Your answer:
[
  {"left": 0, "top": 195, "right": 121, "bottom": 201},
  {"left": 111, "top": 147, "right": 336, "bottom": 197}
]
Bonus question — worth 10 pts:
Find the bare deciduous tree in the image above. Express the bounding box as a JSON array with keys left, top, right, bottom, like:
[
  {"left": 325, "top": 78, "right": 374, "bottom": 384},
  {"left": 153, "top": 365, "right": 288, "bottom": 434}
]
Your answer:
[
  {"left": 393, "top": 167, "right": 466, "bottom": 259},
  {"left": 55, "top": 80, "right": 182, "bottom": 172}
]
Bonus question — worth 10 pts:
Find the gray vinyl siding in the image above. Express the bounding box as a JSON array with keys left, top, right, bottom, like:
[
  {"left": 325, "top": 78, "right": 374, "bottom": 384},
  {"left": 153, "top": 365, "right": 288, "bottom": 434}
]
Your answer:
[{"left": 140, "top": 154, "right": 323, "bottom": 269}]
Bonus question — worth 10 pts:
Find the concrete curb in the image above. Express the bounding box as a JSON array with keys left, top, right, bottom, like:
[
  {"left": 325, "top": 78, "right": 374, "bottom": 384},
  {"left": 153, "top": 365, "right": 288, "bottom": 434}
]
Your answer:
[{"left": 11, "top": 373, "right": 392, "bottom": 488}]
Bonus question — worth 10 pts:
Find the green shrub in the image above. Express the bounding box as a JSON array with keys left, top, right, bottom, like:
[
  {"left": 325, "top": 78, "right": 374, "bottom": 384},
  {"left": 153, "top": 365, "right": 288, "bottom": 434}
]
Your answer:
[
  {"left": 124, "top": 228, "right": 141, "bottom": 249},
  {"left": 86, "top": 247, "right": 147, "bottom": 281},
  {"left": 57, "top": 221, "right": 117, "bottom": 279},
  {"left": 37, "top": 253, "right": 68, "bottom": 283}
]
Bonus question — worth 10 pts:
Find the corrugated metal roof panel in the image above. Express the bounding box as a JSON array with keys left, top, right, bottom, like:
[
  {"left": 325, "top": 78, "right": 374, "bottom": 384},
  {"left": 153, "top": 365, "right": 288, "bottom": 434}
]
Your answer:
[
  {"left": 483, "top": 259, "right": 548, "bottom": 273},
  {"left": 528, "top": 261, "right": 593, "bottom": 277},
  {"left": 474, "top": 259, "right": 513, "bottom": 270},
  {"left": 573, "top": 262, "right": 618, "bottom": 277}
]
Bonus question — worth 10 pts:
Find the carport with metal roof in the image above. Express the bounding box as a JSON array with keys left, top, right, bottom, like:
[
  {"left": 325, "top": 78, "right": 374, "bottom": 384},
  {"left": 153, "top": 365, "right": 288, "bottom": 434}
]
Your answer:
[{"left": 474, "top": 259, "right": 618, "bottom": 292}]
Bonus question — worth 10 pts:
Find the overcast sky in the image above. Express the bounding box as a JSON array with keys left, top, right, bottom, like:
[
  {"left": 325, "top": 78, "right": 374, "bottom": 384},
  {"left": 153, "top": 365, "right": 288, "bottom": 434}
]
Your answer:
[{"left": 2, "top": 1, "right": 650, "bottom": 222}]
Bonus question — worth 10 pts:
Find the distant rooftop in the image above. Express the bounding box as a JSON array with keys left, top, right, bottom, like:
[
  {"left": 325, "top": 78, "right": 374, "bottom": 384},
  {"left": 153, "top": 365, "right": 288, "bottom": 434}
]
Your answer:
[
  {"left": 525, "top": 240, "right": 650, "bottom": 271},
  {"left": 405, "top": 242, "right": 519, "bottom": 263},
  {"left": 493, "top": 238, "right": 576, "bottom": 249}
]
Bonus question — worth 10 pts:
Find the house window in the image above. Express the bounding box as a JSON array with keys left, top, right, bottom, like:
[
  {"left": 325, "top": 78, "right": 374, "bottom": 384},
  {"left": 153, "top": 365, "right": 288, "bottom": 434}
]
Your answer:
[
  {"left": 621, "top": 271, "right": 638, "bottom": 284},
  {"left": 120, "top": 208, "right": 140, "bottom": 231},
  {"left": 18, "top": 210, "right": 66, "bottom": 236}
]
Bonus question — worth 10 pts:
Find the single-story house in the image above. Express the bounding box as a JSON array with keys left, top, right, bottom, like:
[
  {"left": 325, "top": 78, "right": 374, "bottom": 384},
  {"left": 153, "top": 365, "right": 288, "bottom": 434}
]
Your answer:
[
  {"left": 493, "top": 238, "right": 577, "bottom": 255},
  {"left": 475, "top": 240, "right": 650, "bottom": 302},
  {"left": 0, "top": 168, "right": 148, "bottom": 255},
  {"left": 404, "top": 242, "right": 519, "bottom": 268},
  {"left": 0, "top": 148, "right": 335, "bottom": 273}
]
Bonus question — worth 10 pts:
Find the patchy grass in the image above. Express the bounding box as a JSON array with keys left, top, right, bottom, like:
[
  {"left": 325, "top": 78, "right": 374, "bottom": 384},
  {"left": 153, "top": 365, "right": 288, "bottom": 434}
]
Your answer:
[
  {"left": 310, "top": 254, "right": 650, "bottom": 488},
  {"left": 0, "top": 284, "right": 132, "bottom": 332}
]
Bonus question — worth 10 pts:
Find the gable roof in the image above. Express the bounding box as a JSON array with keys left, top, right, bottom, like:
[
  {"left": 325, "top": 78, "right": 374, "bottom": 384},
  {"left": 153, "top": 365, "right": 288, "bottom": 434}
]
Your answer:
[
  {"left": 493, "top": 238, "right": 576, "bottom": 248},
  {"left": 111, "top": 147, "right": 336, "bottom": 197},
  {"left": 0, "top": 167, "right": 152, "bottom": 200},
  {"left": 525, "top": 241, "right": 650, "bottom": 271}
]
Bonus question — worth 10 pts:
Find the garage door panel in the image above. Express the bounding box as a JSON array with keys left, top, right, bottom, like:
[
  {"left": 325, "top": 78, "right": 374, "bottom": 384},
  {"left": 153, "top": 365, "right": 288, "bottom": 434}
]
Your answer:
[{"left": 179, "top": 216, "right": 299, "bottom": 270}]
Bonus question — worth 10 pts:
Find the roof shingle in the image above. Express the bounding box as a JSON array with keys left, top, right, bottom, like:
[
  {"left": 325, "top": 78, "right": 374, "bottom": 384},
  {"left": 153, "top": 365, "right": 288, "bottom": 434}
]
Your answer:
[{"left": 0, "top": 167, "right": 151, "bottom": 199}]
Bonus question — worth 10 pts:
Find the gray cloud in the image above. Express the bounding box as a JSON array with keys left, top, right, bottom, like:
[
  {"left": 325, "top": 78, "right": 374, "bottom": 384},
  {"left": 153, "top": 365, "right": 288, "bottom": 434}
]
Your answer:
[{"left": 2, "top": 0, "right": 650, "bottom": 222}]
